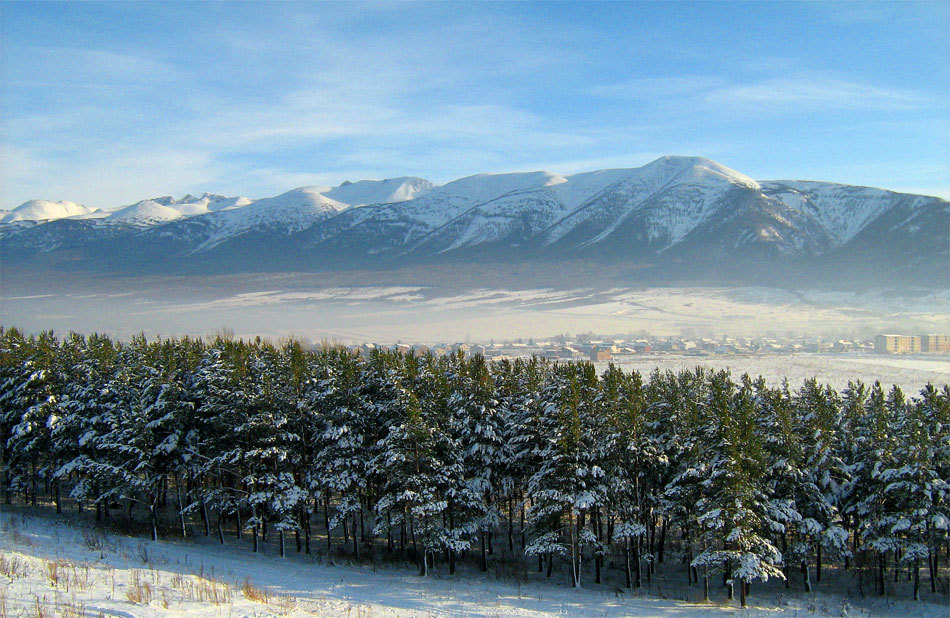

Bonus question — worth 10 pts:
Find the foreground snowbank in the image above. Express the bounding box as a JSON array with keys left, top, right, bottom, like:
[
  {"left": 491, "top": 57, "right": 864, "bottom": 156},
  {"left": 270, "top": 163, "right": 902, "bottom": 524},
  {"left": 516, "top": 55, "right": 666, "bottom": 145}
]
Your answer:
[{"left": 0, "top": 508, "right": 944, "bottom": 617}]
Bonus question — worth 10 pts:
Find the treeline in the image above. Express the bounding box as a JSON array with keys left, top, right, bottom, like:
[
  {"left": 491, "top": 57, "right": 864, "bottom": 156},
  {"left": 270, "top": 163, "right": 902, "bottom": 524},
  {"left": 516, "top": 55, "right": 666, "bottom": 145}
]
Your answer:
[{"left": 0, "top": 327, "right": 947, "bottom": 606}]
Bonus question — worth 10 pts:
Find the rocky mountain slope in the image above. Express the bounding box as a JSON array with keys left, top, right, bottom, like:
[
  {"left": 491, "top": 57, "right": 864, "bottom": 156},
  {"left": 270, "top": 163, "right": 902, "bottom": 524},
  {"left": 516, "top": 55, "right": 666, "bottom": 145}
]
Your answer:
[{"left": 2, "top": 159, "right": 945, "bottom": 289}]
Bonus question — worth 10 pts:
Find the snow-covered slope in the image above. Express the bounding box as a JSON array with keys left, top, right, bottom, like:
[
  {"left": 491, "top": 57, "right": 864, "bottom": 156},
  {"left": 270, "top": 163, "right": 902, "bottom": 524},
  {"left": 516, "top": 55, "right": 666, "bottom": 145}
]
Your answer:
[
  {"left": 2, "top": 157, "right": 945, "bottom": 288},
  {"left": 107, "top": 200, "right": 184, "bottom": 226},
  {"left": 1, "top": 200, "right": 93, "bottom": 223},
  {"left": 323, "top": 176, "right": 434, "bottom": 206},
  {"left": 300, "top": 171, "right": 570, "bottom": 254},
  {"left": 190, "top": 186, "right": 346, "bottom": 252},
  {"left": 108, "top": 193, "right": 253, "bottom": 220},
  {"left": 761, "top": 180, "right": 932, "bottom": 246},
  {"left": 542, "top": 156, "right": 761, "bottom": 249},
  {"left": 413, "top": 169, "right": 639, "bottom": 253}
]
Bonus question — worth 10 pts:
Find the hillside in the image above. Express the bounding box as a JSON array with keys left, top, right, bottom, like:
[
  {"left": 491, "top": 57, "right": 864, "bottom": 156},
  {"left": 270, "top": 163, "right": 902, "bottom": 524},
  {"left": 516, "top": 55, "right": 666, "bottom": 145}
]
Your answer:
[{"left": 2, "top": 157, "right": 946, "bottom": 289}]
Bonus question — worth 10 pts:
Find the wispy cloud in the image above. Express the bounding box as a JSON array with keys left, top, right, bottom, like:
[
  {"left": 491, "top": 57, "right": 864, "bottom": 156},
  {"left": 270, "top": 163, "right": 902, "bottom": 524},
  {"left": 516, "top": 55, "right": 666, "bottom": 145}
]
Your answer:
[
  {"left": 588, "top": 76, "right": 725, "bottom": 99},
  {"left": 705, "top": 77, "right": 928, "bottom": 110},
  {"left": 592, "top": 73, "right": 930, "bottom": 111},
  {"left": 2, "top": 2, "right": 947, "bottom": 207}
]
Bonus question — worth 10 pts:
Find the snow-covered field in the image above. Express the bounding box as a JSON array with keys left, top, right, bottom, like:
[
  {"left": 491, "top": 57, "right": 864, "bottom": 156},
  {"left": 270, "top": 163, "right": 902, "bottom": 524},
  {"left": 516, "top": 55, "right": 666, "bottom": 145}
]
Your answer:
[
  {"left": 2, "top": 508, "right": 947, "bottom": 617},
  {"left": 600, "top": 353, "right": 949, "bottom": 396},
  {"left": 3, "top": 282, "right": 947, "bottom": 346}
]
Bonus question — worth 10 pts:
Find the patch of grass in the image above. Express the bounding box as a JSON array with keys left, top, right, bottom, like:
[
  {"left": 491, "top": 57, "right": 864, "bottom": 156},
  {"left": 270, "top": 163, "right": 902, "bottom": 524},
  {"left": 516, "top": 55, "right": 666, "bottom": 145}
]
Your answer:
[
  {"left": 241, "top": 577, "right": 268, "bottom": 604},
  {"left": 0, "top": 551, "right": 29, "bottom": 580},
  {"left": 44, "top": 559, "right": 91, "bottom": 593},
  {"left": 241, "top": 577, "right": 297, "bottom": 614},
  {"left": 126, "top": 569, "right": 153, "bottom": 605},
  {"left": 170, "top": 571, "right": 233, "bottom": 605}
]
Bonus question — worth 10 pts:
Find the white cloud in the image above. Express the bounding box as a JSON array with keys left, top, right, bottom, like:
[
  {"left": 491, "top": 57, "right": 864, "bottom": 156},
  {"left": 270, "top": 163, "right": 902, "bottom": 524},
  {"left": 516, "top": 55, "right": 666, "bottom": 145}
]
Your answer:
[
  {"left": 589, "top": 76, "right": 725, "bottom": 99},
  {"left": 705, "top": 77, "right": 928, "bottom": 110},
  {"left": 591, "top": 73, "right": 929, "bottom": 112}
]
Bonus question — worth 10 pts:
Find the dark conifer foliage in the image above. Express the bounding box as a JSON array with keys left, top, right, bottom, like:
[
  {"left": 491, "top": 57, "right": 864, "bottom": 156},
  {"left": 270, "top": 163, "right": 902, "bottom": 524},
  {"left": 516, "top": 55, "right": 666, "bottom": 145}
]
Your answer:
[{"left": 0, "top": 326, "right": 946, "bottom": 603}]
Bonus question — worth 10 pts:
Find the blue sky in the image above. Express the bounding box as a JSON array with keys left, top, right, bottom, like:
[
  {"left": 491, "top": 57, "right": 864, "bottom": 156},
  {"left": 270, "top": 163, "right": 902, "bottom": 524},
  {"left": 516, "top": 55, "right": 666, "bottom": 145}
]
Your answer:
[{"left": 2, "top": 1, "right": 948, "bottom": 209}]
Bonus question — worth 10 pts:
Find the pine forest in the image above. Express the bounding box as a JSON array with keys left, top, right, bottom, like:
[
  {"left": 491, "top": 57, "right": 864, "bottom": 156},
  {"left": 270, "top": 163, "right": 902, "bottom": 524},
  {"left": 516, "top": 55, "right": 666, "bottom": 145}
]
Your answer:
[{"left": 1, "top": 327, "right": 947, "bottom": 607}]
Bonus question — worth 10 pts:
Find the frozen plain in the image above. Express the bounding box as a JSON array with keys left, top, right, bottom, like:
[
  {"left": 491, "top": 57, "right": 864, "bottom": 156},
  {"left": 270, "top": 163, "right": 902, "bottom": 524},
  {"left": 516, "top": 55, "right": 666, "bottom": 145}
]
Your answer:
[
  {"left": 2, "top": 278, "right": 947, "bottom": 345},
  {"left": 2, "top": 509, "right": 948, "bottom": 618}
]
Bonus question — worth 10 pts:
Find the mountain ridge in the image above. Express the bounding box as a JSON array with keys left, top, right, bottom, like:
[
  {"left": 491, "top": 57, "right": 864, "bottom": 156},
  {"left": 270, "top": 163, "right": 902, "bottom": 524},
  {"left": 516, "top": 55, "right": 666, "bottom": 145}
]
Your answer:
[{"left": 2, "top": 156, "right": 946, "bottom": 290}]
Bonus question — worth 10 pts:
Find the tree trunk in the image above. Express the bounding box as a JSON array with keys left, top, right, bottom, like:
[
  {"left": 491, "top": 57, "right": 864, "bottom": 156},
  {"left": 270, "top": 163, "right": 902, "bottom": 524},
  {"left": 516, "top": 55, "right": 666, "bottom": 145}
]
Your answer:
[
  {"left": 480, "top": 530, "right": 488, "bottom": 572},
  {"left": 658, "top": 517, "right": 667, "bottom": 563},
  {"left": 816, "top": 543, "right": 822, "bottom": 582},
  {"left": 913, "top": 560, "right": 920, "bottom": 601},
  {"left": 634, "top": 537, "right": 642, "bottom": 588},
  {"left": 324, "top": 497, "right": 332, "bottom": 551},
  {"left": 624, "top": 537, "right": 632, "bottom": 588},
  {"left": 352, "top": 511, "right": 360, "bottom": 560},
  {"left": 176, "top": 477, "right": 187, "bottom": 539},
  {"left": 782, "top": 535, "right": 790, "bottom": 588},
  {"left": 878, "top": 552, "right": 886, "bottom": 596},
  {"left": 202, "top": 500, "right": 210, "bottom": 537},
  {"left": 507, "top": 497, "right": 514, "bottom": 552},
  {"left": 359, "top": 494, "right": 366, "bottom": 542},
  {"left": 929, "top": 549, "right": 937, "bottom": 593},
  {"left": 217, "top": 512, "right": 224, "bottom": 544},
  {"left": 703, "top": 564, "right": 709, "bottom": 601},
  {"left": 150, "top": 502, "right": 159, "bottom": 542},
  {"left": 570, "top": 513, "right": 580, "bottom": 588},
  {"left": 279, "top": 529, "right": 285, "bottom": 557},
  {"left": 387, "top": 512, "right": 393, "bottom": 553},
  {"left": 803, "top": 560, "right": 812, "bottom": 593},
  {"left": 740, "top": 578, "right": 746, "bottom": 607},
  {"left": 520, "top": 503, "right": 526, "bottom": 551}
]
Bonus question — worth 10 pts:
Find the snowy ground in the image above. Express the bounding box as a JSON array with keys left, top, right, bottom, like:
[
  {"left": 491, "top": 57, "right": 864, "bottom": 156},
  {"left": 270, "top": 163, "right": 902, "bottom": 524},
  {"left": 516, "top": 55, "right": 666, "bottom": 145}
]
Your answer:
[
  {"left": 2, "top": 279, "right": 948, "bottom": 345},
  {"left": 2, "top": 508, "right": 947, "bottom": 617}
]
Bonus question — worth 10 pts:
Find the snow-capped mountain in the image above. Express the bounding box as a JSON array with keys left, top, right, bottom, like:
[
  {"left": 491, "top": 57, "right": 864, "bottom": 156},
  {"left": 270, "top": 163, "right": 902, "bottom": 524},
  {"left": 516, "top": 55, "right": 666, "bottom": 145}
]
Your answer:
[
  {"left": 2, "top": 157, "right": 946, "bottom": 288},
  {"left": 1, "top": 200, "right": 97, "bottom": 223},
  {"left": 107, "top": 200, "right": 185, "bottom": 226},
  {"left": 322, "top": 176, "right": 433, "bottom": 206}
]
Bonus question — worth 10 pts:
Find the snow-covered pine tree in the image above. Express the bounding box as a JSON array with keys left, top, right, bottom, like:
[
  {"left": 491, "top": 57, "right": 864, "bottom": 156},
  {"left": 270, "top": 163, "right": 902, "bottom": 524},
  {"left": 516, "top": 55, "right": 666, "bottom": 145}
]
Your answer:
[
  {"left": 599, "top": 364, "right": 649, "bottom": 589},
  {"left": 525, "top": 363, "right": 606, "bottom": 588},
  {"left": 692, "top": 372, "right": 784, "bottom": 607},
  {"left": 793, "top": 379, "right": 849, "bottom": 586},
  {"left": 239, "top": 342, "right": 306, "bottom": 556},
  {"left": 852, "top": 382, "right": 901, "bottom": 596},
  {"left": 496, "top": 356, "right": 549, "bottom": 562},
  {"left": 308, "top": 345, "right": 373, "bottom": 558},
  {"left": 190, "top": 340, "right": 254, "bottom": 542},
  {"left": 451, "top": 353, "right": 503, "bottom": 572},
  {"left": 875, "top": 384, "right": 949, "bottom": 599},
  {"left": 372, "top": 355, "right": 477, "bottom": 576},
  {"left": 654, "top": 368, "right": 707, "bottom": 589},
  {"left": 913, "top": 383, "right": 950, "bottom": 595},
  {"left": 5, "top": 331, "right": 62, "bottom": 508}
]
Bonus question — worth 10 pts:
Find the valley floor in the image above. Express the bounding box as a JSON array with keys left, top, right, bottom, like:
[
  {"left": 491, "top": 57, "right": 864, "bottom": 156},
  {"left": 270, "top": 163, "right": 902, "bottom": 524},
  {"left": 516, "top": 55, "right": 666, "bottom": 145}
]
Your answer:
[{"left": 1, "top": 507, "right": 947, "bottom": 617}]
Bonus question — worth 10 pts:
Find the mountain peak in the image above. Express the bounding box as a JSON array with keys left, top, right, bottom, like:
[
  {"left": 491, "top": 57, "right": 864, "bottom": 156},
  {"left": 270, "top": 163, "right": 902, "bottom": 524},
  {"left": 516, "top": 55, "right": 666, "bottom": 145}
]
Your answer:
[
  {"left": 643, "top": 155, "right": 760, "bottom": 190},
  {"left": 1, "top": 200, "right": 92, "bottom": 223},
  {"left": 322, "top": 176, "right": 434, "bottom": 206}
]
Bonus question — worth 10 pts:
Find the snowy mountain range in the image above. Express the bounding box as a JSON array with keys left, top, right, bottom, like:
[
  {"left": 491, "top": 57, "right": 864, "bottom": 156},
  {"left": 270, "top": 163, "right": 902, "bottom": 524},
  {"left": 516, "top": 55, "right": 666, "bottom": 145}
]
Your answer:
[{"left": 2, "top": 158, "right": 946, "bottom": 289}]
